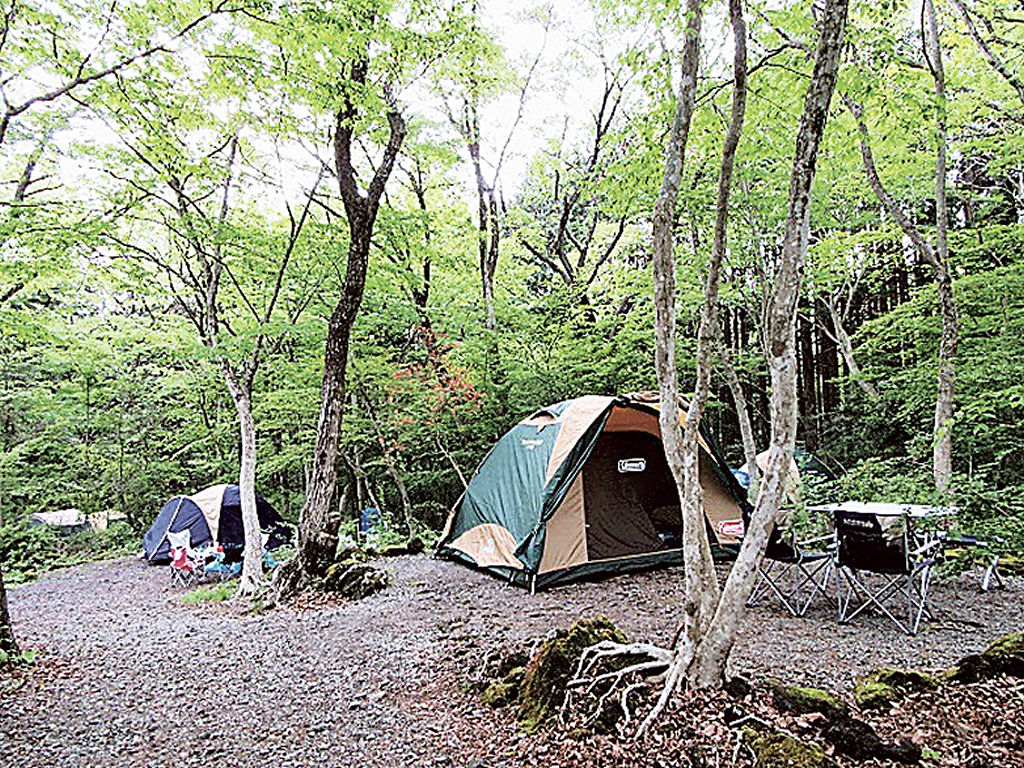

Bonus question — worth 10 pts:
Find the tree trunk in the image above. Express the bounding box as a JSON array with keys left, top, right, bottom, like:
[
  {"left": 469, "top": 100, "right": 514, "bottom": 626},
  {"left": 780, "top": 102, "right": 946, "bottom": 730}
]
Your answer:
[
  {"left": 845, "top": 3, "right": 959, "bottom": 494},
  {"left": 925, "top": 0, "right": 958, "bottom": 494},
  {"left": 470, "top": 137, "right": 499, "bottom": 332},
  {"left": 719, "top": 339, "right": 760, "bottom": 501},
  {"left": 650, "top": 0, "right": 707, "bottom": 717},
  {"left": 226, "top": 375, "right": 263, "bottom": 596},
  {"left": 689, "top": 0, "right": 848, "bottom": 686},
  {"left": 358, "top": 391, "right": 415, "bottom": 538},
  {"left": 295, "top": 235, "right": 371, "bottom": 579},
  {"left": 0, "top": 561, "right": 17, "bottom": 655},
  {"left": 283, "top": 88, "right": 407, "bottom": 590},
  {"left": 825, "top": 299, "right": 879, "bottom": 399},
  {"left": 680, "top": 0, "right": 749, "bottom": 657}
]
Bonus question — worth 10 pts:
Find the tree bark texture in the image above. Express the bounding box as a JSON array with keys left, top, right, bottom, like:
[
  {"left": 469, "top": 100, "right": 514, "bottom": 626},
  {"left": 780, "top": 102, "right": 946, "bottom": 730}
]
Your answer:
[
  {"left": 844, "top": 5, "right": 959, "bottom": 494},
  {"left": 689, "top": 0, "right": 848, "bottom": 686},
  {"left": 650, "top": 0, "right": 707, "bottom": 710},
  {"left": 470, "top": 136, "right": 500, "bottom": 332},
  {"left": 0, "top": 561, "right": 17, "bottom": 654},
  {"left": 718, "top": 334, "right": 760, "bottom": 502},
  {"left": 226, "top": 377, "right": 264, "bottom": 595},
  {"left": 292, "top": 67, "right": 407, "bottom": 582},
  {"left": 679, "top": 0, "right": 748, "bottom": 662},
  {"left": 825, "top": 298, "right": 880, "bottom": 399},
  {"left": 924, "top": 0, "right": 957, "bottom": 494}
]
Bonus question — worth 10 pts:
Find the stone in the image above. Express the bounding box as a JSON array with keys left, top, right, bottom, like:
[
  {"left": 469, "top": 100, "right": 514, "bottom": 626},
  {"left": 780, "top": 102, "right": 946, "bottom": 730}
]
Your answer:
[
  {"left": 322, "top": 562, "right": 389, "bottom": 599},
  {"left": 854, "top": 668, "right": 939, "bottom": 710},
  {"left": 517, "top": 617, "right": 627, "bottom": 732},
  {"left": 480, "top": 665, "right": 526, "bottom": 708},
  {"left": 724, "top": 675, "right": 753, "bottom": 699},
  {"left": 749, "top": 732, "right": 836, "bottom": 768},
  {"left": 769, "top": 680, "right": 847, "bottom": 717},
  {"left": 406, "top": 537, "right": 425, "bottom": 555},
  {"left": 950, "top": 632, "right": 1024, "bottom": 683},
  {"left": 823, "top": 715, "right": 921, "bottom": 763}
]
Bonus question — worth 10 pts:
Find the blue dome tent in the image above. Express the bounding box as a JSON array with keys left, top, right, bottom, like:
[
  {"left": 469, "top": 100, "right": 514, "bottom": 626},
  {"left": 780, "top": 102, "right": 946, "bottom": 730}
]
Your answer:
[{"left": 142, "top": 484, "right": 290, "bottom": 563}]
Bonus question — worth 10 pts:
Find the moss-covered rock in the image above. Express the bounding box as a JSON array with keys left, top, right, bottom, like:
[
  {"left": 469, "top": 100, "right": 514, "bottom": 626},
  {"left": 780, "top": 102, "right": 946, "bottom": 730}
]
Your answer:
[
  {"left": 998, "top": 555, "right": 1024, "bottom": 576},
  {"left": 482, "top": 679, "right": 517, "bottom": 707},
  {"left": 823, "top": 715, "right": 922, "bottom": 763},
  {"left": 854, "top": 668, "right": 939, "bottom": 710},
  {"left": 322, "top": 561, "right": 389, "bottom": 599},
  {"left": 750, "top": 732, "right": 837, "bottom": 768},
  {"left": 517, "top": 616, "right": 627, "bottom": 732},
  {"left": 481, "top": 665, "right": 527, "bottom": 708},
  {"left": 334, "top": 547, "right": 368, "bottom": 563},
  {"left": 950, "top": 632, "right": 1024, "bottom": 683},
  {"left": 769, "top": 680, "right": 847, "bottom": 717}
]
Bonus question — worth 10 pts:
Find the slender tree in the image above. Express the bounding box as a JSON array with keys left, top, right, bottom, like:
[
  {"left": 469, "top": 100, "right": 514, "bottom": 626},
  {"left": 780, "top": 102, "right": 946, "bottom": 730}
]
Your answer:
[
  {"left": 441, "top": 2, "right": 549, "bottom": 331},
  {"left": 842, "top": 0, "right": 958, "bottom": 492},
  {"left": 570, "top": 0, "right": 849, "bottom": 728},
  {"left": 687, "top": 0, "right": 848, "bottom": 684},
  {"left": 282, "top": 46, "right": 408, "bottom": 588}
]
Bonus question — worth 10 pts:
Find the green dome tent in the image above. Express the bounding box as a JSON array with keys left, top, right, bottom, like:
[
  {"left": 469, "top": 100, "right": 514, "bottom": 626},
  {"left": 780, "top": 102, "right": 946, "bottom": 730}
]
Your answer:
[{"left": 436, "top": 394, "right": 750, "bottom": 590}]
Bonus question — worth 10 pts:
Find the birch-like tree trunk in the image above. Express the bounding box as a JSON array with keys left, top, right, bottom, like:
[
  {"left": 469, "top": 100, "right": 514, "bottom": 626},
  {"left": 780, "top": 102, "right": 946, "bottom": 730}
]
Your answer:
[
  {"left": 684, "top": 0, "right": 748, "bottom": 502},
  {"left": 645, "top": 0, "right": 753, "bottom": 731},
  {"left": 824, "top": 298, "right": 880, "bottom": 399},
  {"left": 470, "top": 137, "right": 500, "bottom": 331},
  {"left": 225, "top": 376, "right": 264, "bottom": 595},
  {"left": 0, "top": 562, "right": 17, "bottom": 654},
  {"left": 924, "top": 0, "right": 957, "bottom": 493},
  {"left": 688, "top": 0, "right": 849, "bottom": 686},
  {"left": 649, "top": 0, "right": 707, "bottom": 725},
  {"left": 719, "top": 331, "right": 760, "bottom": 501},
  {"left": 844, "top": 0, "right": 958, "bottom": 493}
]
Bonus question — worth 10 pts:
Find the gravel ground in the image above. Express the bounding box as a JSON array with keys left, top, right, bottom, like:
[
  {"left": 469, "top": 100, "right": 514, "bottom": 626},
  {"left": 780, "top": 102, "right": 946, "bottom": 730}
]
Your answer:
[{"left": 0, "top": 555, "right": 1019, "bottom": 768}]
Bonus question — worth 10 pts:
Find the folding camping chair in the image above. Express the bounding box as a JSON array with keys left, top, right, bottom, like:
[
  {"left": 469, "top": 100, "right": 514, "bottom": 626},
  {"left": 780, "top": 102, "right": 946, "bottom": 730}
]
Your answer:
[
  {"left": 747, "top": 525, "right": 836, "bottom": 617},
  {"left": 939, "top": 533, "right": 1006, "bottom": 592},
  {"left": 833, "top": 505, "right": 945, "bottom": 635},
  {"left": 200, "top": 542, "right": 239, "bottom": 581},
  {"left": 167, "top": 529, "right": 203, "bottom": 588}
]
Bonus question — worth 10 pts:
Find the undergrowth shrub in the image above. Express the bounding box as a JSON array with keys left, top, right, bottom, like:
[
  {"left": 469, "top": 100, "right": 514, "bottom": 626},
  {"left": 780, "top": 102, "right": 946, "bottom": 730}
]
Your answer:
[{"left": 0, "top": 522, "right": 136, "bottom": 584}]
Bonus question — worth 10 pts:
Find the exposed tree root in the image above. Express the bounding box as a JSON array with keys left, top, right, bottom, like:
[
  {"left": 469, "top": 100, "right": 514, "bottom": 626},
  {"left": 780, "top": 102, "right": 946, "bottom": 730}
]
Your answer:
[{"left": 561, "top": 639, "right": 678, "bottom": 734}]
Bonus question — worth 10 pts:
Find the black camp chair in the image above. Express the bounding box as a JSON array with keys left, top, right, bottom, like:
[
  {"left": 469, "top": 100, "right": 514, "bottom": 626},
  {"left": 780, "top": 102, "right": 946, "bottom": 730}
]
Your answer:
[
  {"left": 833, "top": 508, "right": 943, "bottom": 635},
  {"left": 744, "top": 506, "right": 835, "bottom": 617},
  {"left": 747, "top": 523, "right": 836, "bottom": 617}
]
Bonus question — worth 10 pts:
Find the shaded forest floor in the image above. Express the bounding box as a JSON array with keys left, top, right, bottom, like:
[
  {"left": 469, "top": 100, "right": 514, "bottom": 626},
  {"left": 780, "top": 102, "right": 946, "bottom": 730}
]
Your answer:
[{"left": 1, "top": 555, "right": 1020, "bottom": 767}]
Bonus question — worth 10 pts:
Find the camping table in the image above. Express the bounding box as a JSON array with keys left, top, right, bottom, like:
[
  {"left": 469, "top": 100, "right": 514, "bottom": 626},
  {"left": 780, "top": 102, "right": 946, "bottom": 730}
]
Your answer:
[{"left": 807, "top": 501, "right": 956, "bottom": 527}]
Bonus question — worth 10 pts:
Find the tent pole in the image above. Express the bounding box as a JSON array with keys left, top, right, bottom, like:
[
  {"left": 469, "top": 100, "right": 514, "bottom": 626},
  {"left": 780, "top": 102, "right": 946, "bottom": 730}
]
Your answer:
[{"left": 153, "top": 496, "right": 187, "bottom": 558}]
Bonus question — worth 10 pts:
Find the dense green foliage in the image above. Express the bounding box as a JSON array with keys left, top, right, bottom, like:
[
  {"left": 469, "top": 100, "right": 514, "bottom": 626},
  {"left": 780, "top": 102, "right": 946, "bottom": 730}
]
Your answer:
[
  {"left": 1, "top": 0, "right": 1022, "bottom": 572},
  {"left": 0, "top": 523, "right": 136, "bottom": 584}
]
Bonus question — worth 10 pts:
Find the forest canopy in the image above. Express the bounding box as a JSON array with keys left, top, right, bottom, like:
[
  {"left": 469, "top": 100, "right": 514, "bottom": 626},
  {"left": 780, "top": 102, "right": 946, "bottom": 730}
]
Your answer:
[{"left": 1, "top": 0, "right": 1022, "bottom": 553}]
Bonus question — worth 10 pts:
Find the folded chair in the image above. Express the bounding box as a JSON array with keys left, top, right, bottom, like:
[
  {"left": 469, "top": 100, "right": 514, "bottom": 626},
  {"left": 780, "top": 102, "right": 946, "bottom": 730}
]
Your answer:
[
  {"left": 747, "top": 526, "right": 836, "bottom": 617},
  {"left": 834, "top": 508, "right": 943, "bottom": 635}
]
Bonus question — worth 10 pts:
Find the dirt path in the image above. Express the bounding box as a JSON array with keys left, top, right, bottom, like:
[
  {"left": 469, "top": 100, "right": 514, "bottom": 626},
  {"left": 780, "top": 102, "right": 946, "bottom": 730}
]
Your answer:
[{"left": 1, "top": 556, "right": 1019, "bottom": 767}]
